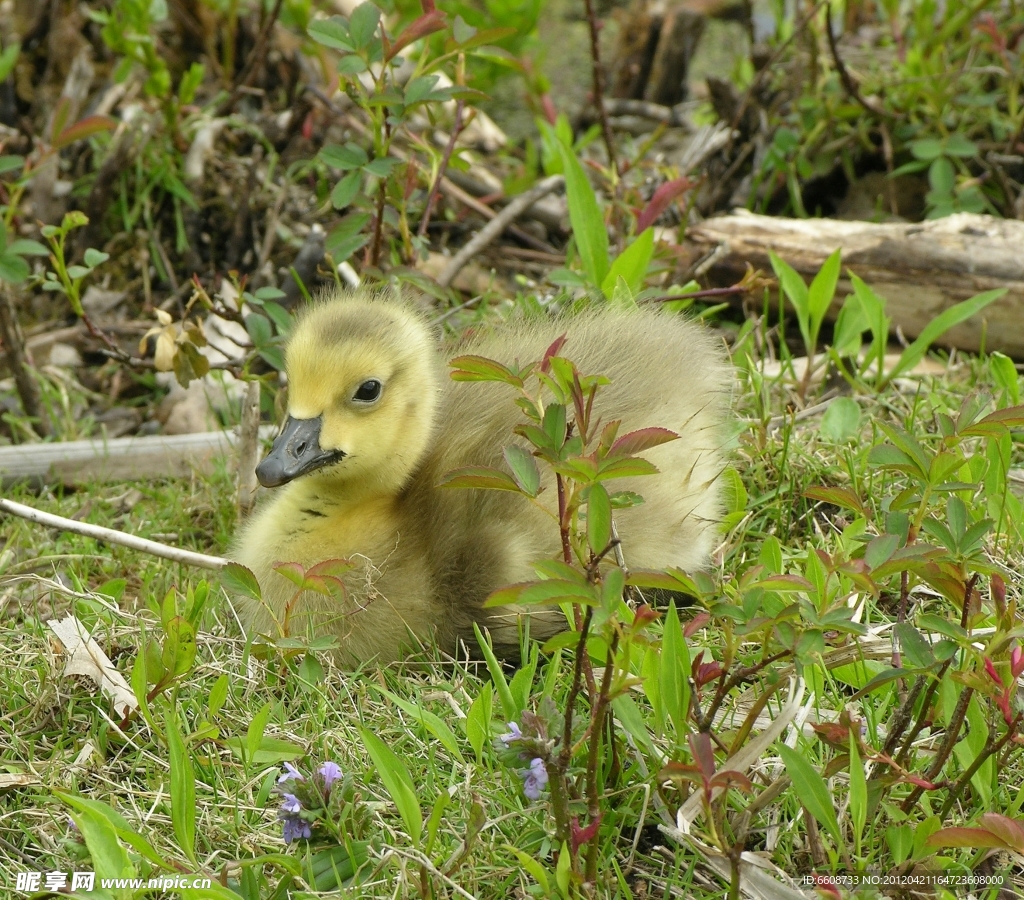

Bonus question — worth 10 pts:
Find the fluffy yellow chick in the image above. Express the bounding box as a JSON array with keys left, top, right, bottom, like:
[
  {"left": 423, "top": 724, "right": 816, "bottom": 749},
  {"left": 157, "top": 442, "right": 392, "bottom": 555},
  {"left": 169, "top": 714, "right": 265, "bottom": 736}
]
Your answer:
[{"left": 230, "top": 291, "right": 731, "bottom": 666}]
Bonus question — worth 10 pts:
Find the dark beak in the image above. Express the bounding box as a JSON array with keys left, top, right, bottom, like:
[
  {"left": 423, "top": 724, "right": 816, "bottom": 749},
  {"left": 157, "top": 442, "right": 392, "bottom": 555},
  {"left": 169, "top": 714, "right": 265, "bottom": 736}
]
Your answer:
[{"left": 255, "top": 415, "right": 345, "bottom": 488}]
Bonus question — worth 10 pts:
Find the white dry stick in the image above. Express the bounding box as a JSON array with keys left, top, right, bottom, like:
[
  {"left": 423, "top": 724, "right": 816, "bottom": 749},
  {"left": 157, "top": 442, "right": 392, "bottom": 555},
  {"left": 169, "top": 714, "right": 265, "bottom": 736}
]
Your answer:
[
  {"left": 0, "top": 498, "right": 228, "bottom": 570},
  {"left": 437, "top": 175, "right": 564, "bottom": 289},
  {"left": 237, "top": 380, "right": 262, "bottom": 520}
]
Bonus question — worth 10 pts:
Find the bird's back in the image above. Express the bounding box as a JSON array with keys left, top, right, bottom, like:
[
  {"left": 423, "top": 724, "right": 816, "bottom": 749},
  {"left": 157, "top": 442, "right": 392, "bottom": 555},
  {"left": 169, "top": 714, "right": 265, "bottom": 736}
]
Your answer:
[{"left": 403, "top": 305, "right": 732, "bottom": 653}]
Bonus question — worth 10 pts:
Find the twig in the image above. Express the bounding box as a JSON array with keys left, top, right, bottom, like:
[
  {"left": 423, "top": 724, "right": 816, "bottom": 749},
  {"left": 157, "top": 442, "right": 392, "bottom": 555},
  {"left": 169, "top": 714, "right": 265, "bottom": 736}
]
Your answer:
[
  {"left": 728, "top": 0, "right": 829, "bottom": 137},
  {"left": 437, "top": 175, "right": 564, "bottom": 288},
  {"left": 602, "top": 98, "right": 691, "bottom": 128},
  {"left": 237, "top": 380, "right": 262, "bottom": 520},
  {"left": 418, "top": 99, "right": 465, "bottom": 239},
  {"left": 0, "top": 498, "right": 229, "bottom": 570},
  {"left": 824, "top": 3, "right": 889, "bottom": 119},
  {"left": 216, "top": 0, "right": 285, "bottom": 115},
  {"left": 0, "top": 285, "right": 49, "bottom": 437},
  {"left": 581, "top": 0, "right": 618, "bottom": 175}
]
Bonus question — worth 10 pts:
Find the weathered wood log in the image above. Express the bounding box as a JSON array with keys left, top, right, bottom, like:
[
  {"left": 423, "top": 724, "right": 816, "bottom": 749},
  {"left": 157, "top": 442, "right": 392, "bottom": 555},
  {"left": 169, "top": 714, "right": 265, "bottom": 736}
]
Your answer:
[
  {"left": 689, "top": 210, "right": 1024, "bottom": 358},
  {"left": 0, "top": 427, "right": 276, "bottom": 486}
]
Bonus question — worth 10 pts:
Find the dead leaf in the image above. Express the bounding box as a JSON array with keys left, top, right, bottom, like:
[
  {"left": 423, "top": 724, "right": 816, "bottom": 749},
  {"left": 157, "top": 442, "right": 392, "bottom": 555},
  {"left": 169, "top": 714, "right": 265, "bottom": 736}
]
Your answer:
[{"left": 47, "top": 615, "right": 139, "bottom": 718}]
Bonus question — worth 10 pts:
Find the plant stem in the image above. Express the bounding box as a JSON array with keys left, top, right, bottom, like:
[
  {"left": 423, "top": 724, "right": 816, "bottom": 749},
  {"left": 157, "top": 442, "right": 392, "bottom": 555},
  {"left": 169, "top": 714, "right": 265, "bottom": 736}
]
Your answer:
[
  {"left": 580, "top": 0, "right": 618, "bottom": 177},
  {"left": 900, "top": 686, "right": 974, "bottom": 812},
  {"left": 583, "top": 629, "right": 619, "bottom": 884},
  {"left": 418, "top": 99, "right": 464, "bottom": 239},
  {"left": 938, "top": 713, "right": 1022, "bottom": 818}
]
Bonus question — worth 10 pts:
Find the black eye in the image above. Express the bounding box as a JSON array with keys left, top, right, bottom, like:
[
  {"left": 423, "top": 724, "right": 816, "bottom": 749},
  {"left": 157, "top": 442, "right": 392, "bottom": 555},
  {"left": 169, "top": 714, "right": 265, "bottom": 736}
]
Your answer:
[{"left": 354, "top": 379, "right": 382, "bottom": 402}]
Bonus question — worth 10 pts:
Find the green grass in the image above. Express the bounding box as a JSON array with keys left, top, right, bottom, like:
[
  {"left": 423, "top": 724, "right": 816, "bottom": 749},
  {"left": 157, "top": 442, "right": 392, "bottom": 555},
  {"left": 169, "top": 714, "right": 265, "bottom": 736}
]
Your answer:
[{"left": 1, "top": 331, "right": 1022, "bottom": 899}]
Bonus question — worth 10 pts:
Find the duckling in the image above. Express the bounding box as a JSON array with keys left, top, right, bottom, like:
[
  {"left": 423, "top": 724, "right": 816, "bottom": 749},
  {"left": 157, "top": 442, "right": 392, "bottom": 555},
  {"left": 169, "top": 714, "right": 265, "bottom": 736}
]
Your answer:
[{"left": 230, "top": 290, "right": 731, "bottom": 667}]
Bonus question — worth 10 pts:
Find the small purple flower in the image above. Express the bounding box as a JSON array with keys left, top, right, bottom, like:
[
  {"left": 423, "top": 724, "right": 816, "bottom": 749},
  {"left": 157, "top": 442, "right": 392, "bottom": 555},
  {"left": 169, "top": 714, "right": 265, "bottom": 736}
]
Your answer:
[
  {"left": 521, "top": 758, "right": 548, "bottom": 800},
  {"left": 318, "top": 761, "right": 342, "bottom": 790},
  {"left": 499, "top": 722, "right": 523, "bottom": 746},
  {"left": 280, "top": 812, "right": 312, "bottom": 844},
  {"left": 280, "top": 793, "right": 302, "bottom": 814},
  {"left": 278, "top": 762, "right": 304, "bottom": 784}
]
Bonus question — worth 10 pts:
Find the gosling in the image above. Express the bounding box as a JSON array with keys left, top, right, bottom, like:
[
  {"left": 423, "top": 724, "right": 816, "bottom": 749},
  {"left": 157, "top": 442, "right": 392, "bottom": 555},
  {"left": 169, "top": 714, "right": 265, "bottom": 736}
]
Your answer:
[{"left": 230, "top": 291, "right": 731, "bottom": 666}]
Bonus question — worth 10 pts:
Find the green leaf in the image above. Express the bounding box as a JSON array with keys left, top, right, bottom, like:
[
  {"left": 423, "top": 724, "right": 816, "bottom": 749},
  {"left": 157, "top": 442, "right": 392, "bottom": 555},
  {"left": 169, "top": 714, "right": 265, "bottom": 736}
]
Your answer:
[
  {"left": 886, "top": 289, "right": 1005, "bottom": 384},
  {"left": 361, "top": 727, "right": 422, "bottom": 846},
  {"left": 372, "top": 686, "right": 465, "bottom": 763},
  {"left": 208, "top": 673, "right": 229, "bottom": 717},
  {"left": 848, "top": 734, "right": 866, "bottom": 850},
  {"left": 769, "top": 250, "right": 810, "bottom": 351},
  {"left": 67, "top": 805, "right": 135, "bottom": 887},
  {"left": 0, "top": 252, "right": 29, "bottom": 283},
  {"left": 806, "top": 249, "right": 841, "bottom": 347},
  {"left": 601, "top": 227, "right": 653, "bottom": 299},
  {"left": 777, "top": 744, "right": 843, "bottom": 846},
  {"left": 321, "top": 142, "right": 369, "bottom": 170},
  {"left": 504, "top": 445, "right": 540, "bottom": 497},
  {"left": 911, "top": 138, "right": 945, "bottom": 161},
  {"left": 348, "top": 2, "right": 382, "bottom": 49},
  {"left": 448, "top": 354, "right": 523, "bottom": 385},
  {"left": 221, "top": 562, "right": 261, "bottom": 601},
  {"left": 8, "top": 238, "right": 48, "bottom": 256},
  {"left": 331, "top": 170, "right": 362, "bottom": 209},
  {"left": 587, "top": 482, "right": 612, "bottom": 555},
  {"left": 473, "top": 622, "right": 517, "bottom": 719},
  {"left": 660, "top": 601, "right": 690, "bottom": 744},
  {"left": 0, "top": 42, "right": 20, "bottom": 82},
  {"left": 0, "top": 155, "right": 25, "bottom": 175},
  {"left": 556, "top": 139, "right": 608, "bottom": 287},
  {"left": 167, "top": 711, "right": 197, "bottom": 864},
  {"left": 438, "top": 466, "right": 523, "bottom": 492},
  {"left": 162, "top": 616, "right": 197, "bottom": 677},
  {"left": 363, "top": 156, "right": 399, "bottom": 177},
  {"left": 989, "top": 352, "right": 1021, "bottom": 405},
  {"left": 308, "top": 16, "right": 354, "bottom": 52},
  {"left": 819, "top": 397, "right": 860, "bottom": 442},
  {"left": 246, "top": 702, "right": 272, "bottom": 764},
  {"left": 465, "top": 682, "right": 492, "bottom": 763}
]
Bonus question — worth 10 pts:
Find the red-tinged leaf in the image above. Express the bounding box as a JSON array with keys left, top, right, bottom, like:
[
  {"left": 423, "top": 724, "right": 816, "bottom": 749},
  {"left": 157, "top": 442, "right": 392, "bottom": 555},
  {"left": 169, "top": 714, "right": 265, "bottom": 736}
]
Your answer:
[
  {"left": 689, "top": 732, "right": 715, "bottom": 780},
  {"left": 626, "top": 569, "right": 685, "bottom": 591},
  {"left": 960, "top": 404, "right": 1024, "bottom": 436},
  {"left": 448, "top": 354, "right": 523, "bottom": 385},
  {"left": 385, "top": 9, "right": 446, "bottom": 62},
  {"left": 636, "top": 177, "right": 692, "bottom": 232},
  {"left": 570, "top": 815, "right": 601, "bottom": 857},
  {"left": 520, "top": 579, "right": 598, "bottom": 607},
  {"left": 50, "top": 97, "right": 71, "bottom": 145},
  {"left": 750, "top": 574, "right": 815, "bottom": 592},
  {"left": 273, "top": 561, "right": 309, "bottom": 588},
  {"left": 609, "top": 427, "right": 679, "bottom": 458},
  {"left": 803, "top": 486, "right": 867, "bottom": 517},
  {"left": 694, "top": 660, "right": 723, "bottom": 687},
  {"left": 52, "top": 114, "right": 117, "bottom": 150},
  {"left": 985, "top": 657, "right": 1005, "bottom": 688},
  {"left": 438, "top": 466, "right": 522, "bottom": 492},
  {"left": 597, "top": 456, "right": 660, "bottom": 480},
  {"left": 632, "top": 604, "right": 659, "bottom": 628},
  {"left": 709, "top": 769, "right": 753, "bottom": 794},
  {"left": 926, "top": 826, "right": 1016, "bottom": 850},
  {"left": 307, "top": 558, "right": 355, "bottom": 579},
  {"left": 683, "top": 612, "right": 711, "bottom": 638},
  {"left": 483, "top": 582, "right": 530, "bottom": 608},
  {"left": 540, "top": 334, "right": 567, "bottom": 373},
  {"left": 977, "top": 813, "right": 1024, "bottom": 851}
]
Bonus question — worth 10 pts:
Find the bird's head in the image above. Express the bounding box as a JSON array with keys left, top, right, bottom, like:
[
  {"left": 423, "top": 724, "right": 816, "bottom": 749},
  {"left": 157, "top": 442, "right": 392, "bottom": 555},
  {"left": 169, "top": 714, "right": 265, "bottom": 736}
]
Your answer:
[{"left": 256, "top": 293, "right": 441, "bottom": 493}]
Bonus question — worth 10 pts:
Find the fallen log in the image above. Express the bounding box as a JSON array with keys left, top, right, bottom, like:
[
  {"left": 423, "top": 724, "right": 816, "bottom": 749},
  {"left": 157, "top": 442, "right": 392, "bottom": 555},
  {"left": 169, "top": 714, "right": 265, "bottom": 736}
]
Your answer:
[
  {"left": 688, "top": 210, "right": 1024, "bottom": 358},
  {"left": 0, "top": 427, "right": 276, "bottom": 486}
]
